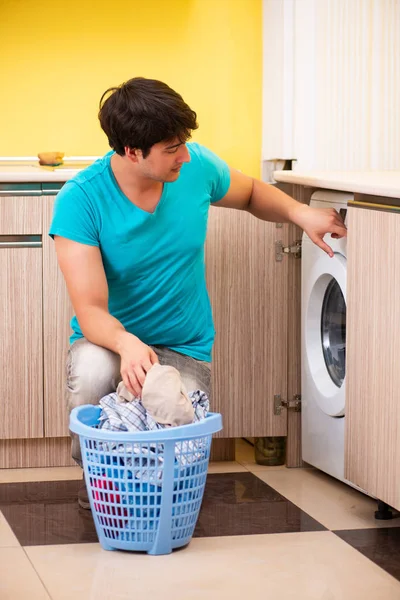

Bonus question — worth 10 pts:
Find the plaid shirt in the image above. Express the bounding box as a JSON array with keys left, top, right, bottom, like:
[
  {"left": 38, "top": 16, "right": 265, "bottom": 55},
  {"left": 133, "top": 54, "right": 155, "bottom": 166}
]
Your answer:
[{"left": 98, "top": 390, "right": 209, "bottom": 433}]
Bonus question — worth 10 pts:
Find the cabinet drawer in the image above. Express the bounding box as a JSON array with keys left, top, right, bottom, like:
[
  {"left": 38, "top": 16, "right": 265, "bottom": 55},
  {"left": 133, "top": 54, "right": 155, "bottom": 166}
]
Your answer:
[{"left": 0, "top": 188, "right": 42, "bottom": 234}]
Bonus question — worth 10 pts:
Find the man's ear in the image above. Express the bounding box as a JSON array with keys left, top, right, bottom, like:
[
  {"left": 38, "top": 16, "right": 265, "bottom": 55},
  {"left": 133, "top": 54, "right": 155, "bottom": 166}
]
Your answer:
[{"left": 125, "top": 147, "right": 142, "bottom": 163}]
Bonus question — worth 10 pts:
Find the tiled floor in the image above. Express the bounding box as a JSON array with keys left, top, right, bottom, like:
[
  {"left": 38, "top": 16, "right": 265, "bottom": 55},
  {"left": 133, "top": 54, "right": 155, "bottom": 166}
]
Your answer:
[{"left": 0, "top": 439, "right": 399, "bottom": 600}]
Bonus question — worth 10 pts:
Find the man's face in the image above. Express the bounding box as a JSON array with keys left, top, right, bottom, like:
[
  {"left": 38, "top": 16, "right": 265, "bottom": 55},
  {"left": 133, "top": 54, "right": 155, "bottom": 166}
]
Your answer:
[{"left": 136, "top": 139, "right": 191, "bottom": 183}]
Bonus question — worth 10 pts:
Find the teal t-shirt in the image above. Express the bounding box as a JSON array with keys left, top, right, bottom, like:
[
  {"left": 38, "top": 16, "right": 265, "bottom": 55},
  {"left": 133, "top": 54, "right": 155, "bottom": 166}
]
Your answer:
[{"left": 49, "top": 142, "right": 231, "bottom": 361}]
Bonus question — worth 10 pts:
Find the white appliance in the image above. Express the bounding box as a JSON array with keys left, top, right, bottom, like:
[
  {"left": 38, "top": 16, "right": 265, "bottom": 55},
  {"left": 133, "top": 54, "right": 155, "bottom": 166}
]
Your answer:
[{"left": 301, "top": 190, "right": 360, "bottom": 489}]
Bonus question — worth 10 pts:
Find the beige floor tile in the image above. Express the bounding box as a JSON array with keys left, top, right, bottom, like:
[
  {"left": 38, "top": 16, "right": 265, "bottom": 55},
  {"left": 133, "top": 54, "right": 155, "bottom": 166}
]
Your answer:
[
  {"left": 26, "top": 531, "right": 400, "bottom": 600},
  {"left": 253, "top": 467, "right": 400, "bottom": 530},
  {"left": 0, "top": 466, "right": 82, "bottom": 484},
  {"left": 207, "top": 461, "right": 247, "bottom": 473},
  {"left": 0, "top": 511, "right": 19, "bottom": 547},
  {"left": 0, "top": 547, "right": 51, "bottom": 599}
]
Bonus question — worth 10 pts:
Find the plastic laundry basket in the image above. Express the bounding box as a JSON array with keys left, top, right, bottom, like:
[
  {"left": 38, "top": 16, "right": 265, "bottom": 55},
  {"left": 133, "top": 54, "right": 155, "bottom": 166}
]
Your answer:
[{"left": 70, "top": 405, "right": 223, "bottom": 555}]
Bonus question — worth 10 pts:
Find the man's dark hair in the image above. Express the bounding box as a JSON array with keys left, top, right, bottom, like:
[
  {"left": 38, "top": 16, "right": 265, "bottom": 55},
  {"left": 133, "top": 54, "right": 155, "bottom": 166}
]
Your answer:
[{"left": 98, "top": 77, "right": 198, "bottom": 158}]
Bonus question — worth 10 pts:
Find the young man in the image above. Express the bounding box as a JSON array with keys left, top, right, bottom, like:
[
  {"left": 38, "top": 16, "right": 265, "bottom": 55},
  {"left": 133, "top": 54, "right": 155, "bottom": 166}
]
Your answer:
[{"left": 50, "top": 77, "right": 346, "bottom": 508}]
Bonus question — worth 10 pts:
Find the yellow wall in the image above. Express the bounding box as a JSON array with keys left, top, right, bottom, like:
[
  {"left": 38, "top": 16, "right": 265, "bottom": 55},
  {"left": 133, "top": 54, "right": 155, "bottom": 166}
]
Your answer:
[{"left": 0, "top": 0, "right": 262, "bottom": 177}]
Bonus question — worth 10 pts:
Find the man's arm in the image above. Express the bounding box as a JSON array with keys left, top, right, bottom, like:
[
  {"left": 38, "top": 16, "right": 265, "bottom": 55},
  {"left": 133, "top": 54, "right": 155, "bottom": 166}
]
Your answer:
[
  {"left": 54, "top": 236, "right": 158, "bottom": 396},
  {"left": 213, "top": 168, "right": 347, "bottom": 257}
]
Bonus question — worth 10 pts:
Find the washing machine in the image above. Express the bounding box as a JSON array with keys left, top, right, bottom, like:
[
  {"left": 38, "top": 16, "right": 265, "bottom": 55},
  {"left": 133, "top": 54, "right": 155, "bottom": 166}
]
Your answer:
[{"left": 301, "top": 190, "right": 356, "bottom": 487}]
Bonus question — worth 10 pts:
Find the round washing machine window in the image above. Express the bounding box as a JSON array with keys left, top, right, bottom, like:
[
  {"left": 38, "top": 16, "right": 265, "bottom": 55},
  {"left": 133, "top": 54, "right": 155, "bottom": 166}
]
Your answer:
[
  {"left": 305, "top": 251, "right": 346, "bottom": 417},
  {"left": 321, "top": 279, "right": 346, "bottom": 388}
]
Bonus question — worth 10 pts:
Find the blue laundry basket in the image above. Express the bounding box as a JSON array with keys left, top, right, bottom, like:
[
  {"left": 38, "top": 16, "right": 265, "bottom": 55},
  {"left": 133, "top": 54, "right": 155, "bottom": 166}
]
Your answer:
[{"left": 70, "top": 405, "right": 223, "bottom": 555}]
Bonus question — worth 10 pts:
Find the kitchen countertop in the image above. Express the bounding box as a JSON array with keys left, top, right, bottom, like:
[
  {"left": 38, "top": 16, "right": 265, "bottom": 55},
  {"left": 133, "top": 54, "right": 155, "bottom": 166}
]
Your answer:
[
  {"left": 273, "top": 170, "right": 400, "bottom": 199},
  {"left": 2, "top": 162, "right": 400, "bottom": 198},
  {"left": 0, "top": 159, "right": 96, "bottom": 183},
  {"left": 0, "top": 166, "right": 85, "bottom": 182}
]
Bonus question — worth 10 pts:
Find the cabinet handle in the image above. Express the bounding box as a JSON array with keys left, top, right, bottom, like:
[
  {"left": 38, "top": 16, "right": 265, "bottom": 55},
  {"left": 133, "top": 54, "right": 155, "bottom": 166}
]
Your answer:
[{"left": 0, "top": 235, "right": 42, "bottom": 248}]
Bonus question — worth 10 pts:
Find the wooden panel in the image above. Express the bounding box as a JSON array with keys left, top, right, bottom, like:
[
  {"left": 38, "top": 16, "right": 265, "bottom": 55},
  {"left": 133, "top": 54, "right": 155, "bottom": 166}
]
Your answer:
[
  {"left": 286, "top": 185, "right": 315, "bottom": 467},
  {"left": 205, "top": 206, "right": 288, "bottom": 438},
  {"left": 0, "top": 437, "right": 74, "bottom": 468},
  {"left": 345, "top": 206, "right": 400, "bottom": 510},
  {"left": 0, "top": 196, "right": 42, "bottom": 234},
  {"left": 42, "top": 196, "right": 75, "bottom": 437},
  {"left": 0, "top": 246, "right": 43, "bottom": 438},
  {"left": 210, "top": 439, "right": 236, "bottom": 461}
]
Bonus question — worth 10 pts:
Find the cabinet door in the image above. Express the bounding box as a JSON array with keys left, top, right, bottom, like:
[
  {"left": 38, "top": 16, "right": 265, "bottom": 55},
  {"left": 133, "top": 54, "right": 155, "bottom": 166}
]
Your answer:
[
  {"left": 0, "top": 195, "right": 43, "bottom": 439},
  {"left": 205, "top": 206, "right": 289, "bottom": 438},
  {"left": 345, "top": 205, "right": 400, "bottom": 510},
  {"left": 43, "top": 196, "right": 74, "bottom": 437}
]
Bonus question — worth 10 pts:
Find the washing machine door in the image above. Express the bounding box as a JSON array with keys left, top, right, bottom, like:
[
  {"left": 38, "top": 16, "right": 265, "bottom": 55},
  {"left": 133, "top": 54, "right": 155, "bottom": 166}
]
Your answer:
[{"left": 305, "top": 251, "right": 346, "bottom": 417}]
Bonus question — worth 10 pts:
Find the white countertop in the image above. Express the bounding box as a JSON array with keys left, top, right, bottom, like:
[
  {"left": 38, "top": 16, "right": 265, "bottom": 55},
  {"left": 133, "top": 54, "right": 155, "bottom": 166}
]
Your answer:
[
  {"left": 273, "top": 170, "right": 400, "bottom": 199},
  {"left": 0, "top": 165, "right": 85, "bottom": 182},
  {"left": 0, "top": 158, "right": 98, "bottom": 183}
]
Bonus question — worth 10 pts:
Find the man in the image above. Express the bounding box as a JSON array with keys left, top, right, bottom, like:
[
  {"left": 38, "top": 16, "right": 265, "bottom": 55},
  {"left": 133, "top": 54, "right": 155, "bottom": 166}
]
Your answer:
[{"left": 50, "top": 77, "right": 346, "bottom": 508}]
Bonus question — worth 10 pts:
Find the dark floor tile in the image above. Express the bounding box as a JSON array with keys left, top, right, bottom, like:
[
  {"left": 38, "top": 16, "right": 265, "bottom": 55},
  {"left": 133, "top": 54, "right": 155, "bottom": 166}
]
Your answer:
[
  {"left": 0, "top": 472, "right": 325, "bottom": 546},
  {"left": 335, "top": 528, "right": 400, "bottom": 582},
  {"left": 0, "top": 479, "right": 80, "bottom": 504},
  {"left": 0, "top": 480, "right": 98, "bottom": 546},
  {"left": 193, "top": 472, "right": 326, "bottom": 537}
]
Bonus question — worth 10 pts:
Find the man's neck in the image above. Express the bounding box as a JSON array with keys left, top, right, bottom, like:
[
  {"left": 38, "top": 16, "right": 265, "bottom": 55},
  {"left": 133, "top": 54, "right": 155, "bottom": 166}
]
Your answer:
[
  {"left": 110, "top": 153, "right": 163, "bottom": 210},
  {"left": 111, "top": 153, "right": 161, "bottom": 193}
]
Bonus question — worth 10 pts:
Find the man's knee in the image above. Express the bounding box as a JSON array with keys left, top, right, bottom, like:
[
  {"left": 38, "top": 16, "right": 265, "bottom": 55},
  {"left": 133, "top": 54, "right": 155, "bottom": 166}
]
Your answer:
[{"left": 66, "top": 338, "right": 121, "bottom": 413}]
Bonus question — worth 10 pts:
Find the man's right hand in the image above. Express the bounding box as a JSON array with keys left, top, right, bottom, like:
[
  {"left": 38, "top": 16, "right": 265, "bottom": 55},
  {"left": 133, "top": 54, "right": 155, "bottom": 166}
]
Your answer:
[{"left": 117, "top": 331, "right": 159, "bottom": 398}]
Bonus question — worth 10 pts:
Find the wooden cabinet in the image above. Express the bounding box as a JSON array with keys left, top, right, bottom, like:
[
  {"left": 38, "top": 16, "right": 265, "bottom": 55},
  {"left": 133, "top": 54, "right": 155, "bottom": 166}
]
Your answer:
[
  {"left": 0, "top": 189, "right": 74, "bottom": 447},
  {"left": 0, "top": 192, "right": 43, "bottom": 439},
  {"left": 0, "top": 189, "right": 73, "bottom": 444},
  {"left": 3, "top": 180, "right": 400, "bottom": 500},
  {"left": 345, "top": 204, "right": 400, "bottom": 510}
]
